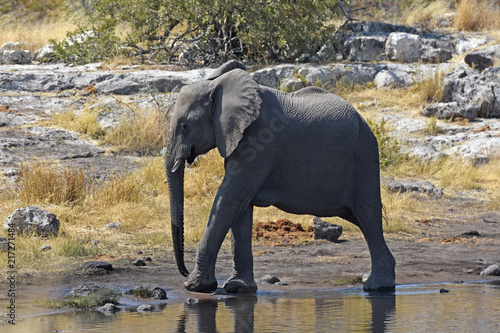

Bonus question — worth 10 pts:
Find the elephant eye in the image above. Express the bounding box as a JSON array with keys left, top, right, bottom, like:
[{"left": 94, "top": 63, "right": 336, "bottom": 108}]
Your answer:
[{"left": 179, "top": 123, "right": 188, "bottom": 133}]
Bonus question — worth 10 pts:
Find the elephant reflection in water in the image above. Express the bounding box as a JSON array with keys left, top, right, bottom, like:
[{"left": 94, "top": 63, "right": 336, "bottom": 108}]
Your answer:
[
  {"left": 174, "top": 293, "right": 395, "bottom": 332},
  {"left": 176, "top": 297, "right": 257, "bottom": 333}
]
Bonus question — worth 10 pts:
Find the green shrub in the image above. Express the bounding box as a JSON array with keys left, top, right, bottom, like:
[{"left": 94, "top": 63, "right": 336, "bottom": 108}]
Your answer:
[
  {"left": 51, "top": 0, "right": 343, "bottom": 64},
  {"left": 367, "top": 118, "right": 406, "bottom": 168}
]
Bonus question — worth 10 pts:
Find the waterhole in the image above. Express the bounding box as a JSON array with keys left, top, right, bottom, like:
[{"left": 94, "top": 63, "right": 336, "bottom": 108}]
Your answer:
[{"left": 2, "top": 281, "right": 499, "bottom": 332}]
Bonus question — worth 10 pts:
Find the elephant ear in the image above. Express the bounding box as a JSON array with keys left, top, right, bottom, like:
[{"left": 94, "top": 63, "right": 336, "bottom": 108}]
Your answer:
[
  {"left": 207, "top": 60, "right": 246, "bottom": 80},
  {"left": 210, "top": 69, "right": 262, "bottom": 158}
]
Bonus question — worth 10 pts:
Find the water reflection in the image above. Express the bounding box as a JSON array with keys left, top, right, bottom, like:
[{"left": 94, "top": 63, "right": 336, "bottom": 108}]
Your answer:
[
  {"left": 3, "top": 283, "right": 500, "bottom": 333},
  {"left": 175, "top": 291, "right": 394, "bottom": 333},
  {"left": 178, "top": 296, "right": 258, "bottom": 333}
]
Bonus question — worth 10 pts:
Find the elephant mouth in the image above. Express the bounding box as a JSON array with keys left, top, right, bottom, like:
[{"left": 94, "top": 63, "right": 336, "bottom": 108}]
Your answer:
[{"left": 186, "top": 145, "right": 197, "bottom": 164}]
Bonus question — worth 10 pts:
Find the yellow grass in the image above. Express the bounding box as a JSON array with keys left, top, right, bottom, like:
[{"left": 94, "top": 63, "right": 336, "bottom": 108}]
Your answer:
[
  {"left": 454, "top": 0, "right": 500, "bottom": 31},
  {"left": 0, "top": 12, "right": 79, "bottom": 52},
  {"left": 402, "top": 0, "right": 452, "bottom": 32}
]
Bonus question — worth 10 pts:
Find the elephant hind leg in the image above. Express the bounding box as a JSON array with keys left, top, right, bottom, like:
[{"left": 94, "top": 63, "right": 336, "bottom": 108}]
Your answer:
[{"left": 352, "top": 206, "right": 396, "bottom": 291}]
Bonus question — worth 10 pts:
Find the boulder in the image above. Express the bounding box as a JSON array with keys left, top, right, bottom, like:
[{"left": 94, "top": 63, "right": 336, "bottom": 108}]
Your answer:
[
  {"left": 344, "top": 36, "right": 387, "bottom": 62},
  {"left": 150, "top": 286, "right": 168, "bottom": 300},
  {"left": 4, "top": 206, "right": 60, "bottom": 236},
  {"left": 420, "top": 38, "right": 453, "bottom": 63},
  {"left": 422, "top": 102, "right": 473, "bottom": 120},
  {"left": 70, "top": 283, "right": 102, "bottom": 297},
  {"left": 464, "top": 44, "right": 500, "bottom": 71},
  {"left": 386, "top": 33, "right": 422, "bottom": 63},
  {"left": 2, "top": 50, "right": 31, "bottom": 64},
  {"left": 251, "top": 68, "right": 280, "bottom": 88},
  {"left": 34, "top": 44, "right": 57, "bottom": 63},
  {"left": 280, "top": 77, "right": 304, "bottom": 92},
  {"left": 480, "top": 263, "right": 500, "bottom": 276},
  {"left": 313, "top": 217, "right": 342, "bottom": 242},
  {"left": 454, "top": 37, "right": 490, "bottom": 55},
  {"left": 95, "top": 77, "right": 142, "bottom": 95},
  {"left": 0, "top": 42, "right": 21, "bottom": 53},
  {"left": 98, "top": 303, "right": 120, "bottom": 313},
  {"left": 383, "top": 179, "right": 443, "bottom": 198},
  {"left": 258, "top": 275, "right": 281, "bottom": 284},
  {"left": 81, "top": 261, "right": 113, "bottom": 271},
  {"left": 374, "top": 69, "right": 412, "bottom": 89},
  {"left": 298, "top": 66, "right": 334, "bottom": 88},
  {"left": 441, "top": 66, "right": 500, "bottom": 119},
  {"left": 342, "top": 21, "right": 418, "bottom": 34},
  {"left": 137, "top": 304, "right": 154, "bottom": 312}
]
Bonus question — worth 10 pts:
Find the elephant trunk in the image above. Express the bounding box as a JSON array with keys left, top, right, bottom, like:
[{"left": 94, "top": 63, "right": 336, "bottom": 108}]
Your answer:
[{"left": 165, "top": 139, "right": 190, "bottom": 277}]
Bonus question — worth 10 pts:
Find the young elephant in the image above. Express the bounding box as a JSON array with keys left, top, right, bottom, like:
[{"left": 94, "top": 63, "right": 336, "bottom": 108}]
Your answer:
[{"left": 165, "top": 60, "right": 395, "bottom": 293}]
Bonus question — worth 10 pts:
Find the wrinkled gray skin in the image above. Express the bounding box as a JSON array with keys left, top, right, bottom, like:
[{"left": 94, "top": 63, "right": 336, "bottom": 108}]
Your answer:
[{"left": 165, "top": 60, "right": 396, "bottom": 293}]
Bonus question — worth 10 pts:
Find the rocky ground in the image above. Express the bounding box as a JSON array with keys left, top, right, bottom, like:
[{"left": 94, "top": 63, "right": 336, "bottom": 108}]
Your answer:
[{"left": 1, "top": 21, "right": 500, "bottom": 312}]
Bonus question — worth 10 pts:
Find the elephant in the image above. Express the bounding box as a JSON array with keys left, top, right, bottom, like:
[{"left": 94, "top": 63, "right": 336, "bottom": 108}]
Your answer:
[{"left": 165, "top": 60, "right": 396, "bottom": 293}]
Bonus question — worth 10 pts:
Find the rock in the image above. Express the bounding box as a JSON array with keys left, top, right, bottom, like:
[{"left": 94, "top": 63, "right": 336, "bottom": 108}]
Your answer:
[
  {"left": 150, "top": 286, "right": 167, "bottom": 300},
  {"left": 137, "top": 304, "right": 154, "bottom": 312},
  {"left": 439, "top": 288, "right": 450, "bottom": 293},
  {"left": 344, "top": 36, "right": 387, "bottom": 62},
  {"left": 96, "top": 106, "right": 133, "bottom": 131},
  {"left": 420, "top": 38, "right": 453, "bottom": 63},
  {"left": 0, "top": 237, "right": 8, "bottom": 251},
  {"left": 81, "top": 261, "right": 113, "bottom": 271},
  {"left": 280, "top": 78, "right": 304, "bottom": 92},
  {"left": 211, "top": 288, "right": 228, "bottom": 296},
  {"left": 342, "top": 21, "right": 418, "bottom": 34},
  {"left": 95, "top": 77, "right": 142, "bottom": 95},
  {"left": 258, "top": 275, "right": 281, "bottom": 284},
  {"left": 454, "top": 37, "right": 490, "bottom": 55},
  {"left": 374, "top": 68, "right": 412, "bottom": 89},
  {"left": 104, "top": 222, "right": 122, "bottom": 229},
  {"left": 34, "top": 44, "right": 57, "bottom": 63},
  {"left": 2, "top": 50, "right": 31, "bottom": 64},
  {"left": 480, "top": 263, "right": 500, "bottom": 276},
  {"left": 251, "top": 68, "right": 280, "bottom": 88},
  {"left": 70, "top": 283, "right": 102, "bottom": 297},
  {"left": 423, "top": 102, "right": 473, "bottom": 120},
  {"left": 143, "top": 256, "right": 152, "bottom": 262},
  {"left": 442, "top": 66, "right": 500, "bottom": 119},
  {"left": 298, "top": 66, "right": 333, "bottom": 88},
  {"left": 98, "top": 303, "right": 120, "bottom": 313},
  {"left": 383, "top": 179, "right": 443, "bottom": 198},
  {"left": 0, "top": 42, "right": 21, "bottom": 53},
  {"left": 315, "top": 44, "right": 336, "bottom": 62},
  {"left": 313, "top": 217, "right": 343, "bottom": 242},
  {"left": 133, "top": 259, "right": 147, "bottom": 266},
  {"left": 4, "top": 206, "right": 60, "bottom": 236},
  {"left": 386, "top": 33, "right": 422, "bottom": 63},
  {"left": 464, "top": 44, "right": 500, "bottom": 71},
  {"left": 481, "top": 213, "right": 500, "bottom": 223},
  {"left": 40, "top": 245, "right": 52, "bottom": 251}
]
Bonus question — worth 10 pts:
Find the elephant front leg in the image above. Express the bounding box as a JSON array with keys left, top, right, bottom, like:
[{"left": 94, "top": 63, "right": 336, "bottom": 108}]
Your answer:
[
  {"left": 223, "top": 205, "right": 258, "bottom": 294},
  {"left": 184, "top": 195, "right": 244, "bottom": 293}
]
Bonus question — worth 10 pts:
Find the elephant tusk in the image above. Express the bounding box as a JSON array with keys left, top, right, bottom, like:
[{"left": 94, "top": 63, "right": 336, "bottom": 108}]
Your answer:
[{"left": 171, "top": 159, "right": 184, "bottom": 173}]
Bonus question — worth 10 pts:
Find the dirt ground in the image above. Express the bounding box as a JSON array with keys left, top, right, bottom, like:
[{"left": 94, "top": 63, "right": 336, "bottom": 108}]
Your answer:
[{"left": 2, "top": 194, "right": 499, "bottom": 315}]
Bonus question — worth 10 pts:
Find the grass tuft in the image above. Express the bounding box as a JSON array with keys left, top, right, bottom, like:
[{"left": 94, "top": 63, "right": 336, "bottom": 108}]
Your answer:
[{"left": 454, "top": 0, "right": 500, "bottom": 31}]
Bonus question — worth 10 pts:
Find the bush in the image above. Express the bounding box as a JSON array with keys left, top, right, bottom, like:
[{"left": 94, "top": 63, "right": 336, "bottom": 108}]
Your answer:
[
  {"left": 51, "top": 0, "right": 342, "bottom": 64},
  {"left": 367, "top": 118, "right": 406, "bottom": 168}
]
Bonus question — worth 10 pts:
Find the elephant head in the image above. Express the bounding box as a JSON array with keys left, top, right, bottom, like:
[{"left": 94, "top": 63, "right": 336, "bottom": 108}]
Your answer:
[{"left": 165, "top": 60, "right": 262, "bottom": 277}]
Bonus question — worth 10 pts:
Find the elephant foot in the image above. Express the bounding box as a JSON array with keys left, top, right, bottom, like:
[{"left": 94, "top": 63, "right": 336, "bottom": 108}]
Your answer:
[
  {"left": 184, "top": 271, "right": 218, "bottom": 293},
  {"left": 223, "top": 276, "right": 258, "bottom": 294},
  {"left": 362, "top": 271, "right": 395, "bottom": 292}
]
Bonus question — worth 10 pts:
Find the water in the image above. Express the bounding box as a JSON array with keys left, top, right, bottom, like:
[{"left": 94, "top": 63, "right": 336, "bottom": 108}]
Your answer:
[{"left": 2, "top": 282, "right": 499, "bottom": 333}]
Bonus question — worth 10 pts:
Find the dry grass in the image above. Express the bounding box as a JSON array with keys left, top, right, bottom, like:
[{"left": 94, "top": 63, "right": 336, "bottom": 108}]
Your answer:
[
  {"left": 0, "top": 12, "right": 80, "bottom": 52},
  {"left": 51, "top": 100, "right": 170, "bottom": 155},
  {"left": 454, "top": 0, "right": 500, "bottom": 31},
  {"left": 402, "top": 0, "right": 452, "bottom": 32}
]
